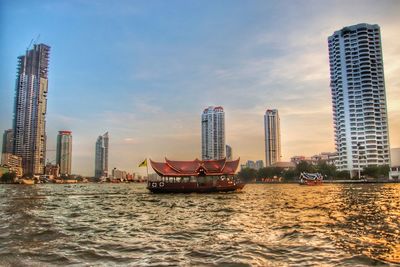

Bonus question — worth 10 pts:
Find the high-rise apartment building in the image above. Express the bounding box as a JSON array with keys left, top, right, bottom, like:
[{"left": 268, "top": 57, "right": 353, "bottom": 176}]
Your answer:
[
  {"left": 95, "top": 132, "right": 109, "bottom": 178},
  {"left": 1, "top": 153, "right": 23, "bottom": 177},
  {"left": 201, "top": 106, "right": 225, "bottom": 160},
  {"left": 2, "top": 129, "right": 14, "bottom": 166},
  {"left": 255, "top": 160, "right": 264, "bottom": 170},
  {"left": 226, "top": 144, "right": 232, "bottom": 160},
  {"left": 45, "top": 163, "right": 59, "bottom": 178},
  {"left": 2, "top": 129, "right": 14, "bottom": 155},
  {"left": 56, "top": 131, "right": 72, "bottom": 176},
  {"left": 241, "top": 160, "right": 264, "bottom": 170},
  {"left": 112, "top": 168, "right": 127, "bottom": 180},
  {"left": 12, "top": 44, "right": 50, "bottom": 175},
  {"left": 264, "top": 109, "right": 281, "bottom": 166},
  {"left": 391, "top": 148, "right": 400, "bottom": 167},
  {"left": 328, "top": 23, "right": 390, "bottom": 172}
]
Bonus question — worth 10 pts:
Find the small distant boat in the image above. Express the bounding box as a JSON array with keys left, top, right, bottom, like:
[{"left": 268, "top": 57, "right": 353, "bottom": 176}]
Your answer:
[
  {"left": 20, "top": 179, "right": 35, "bottom": 185},
  {"left": 54, "top": 179, "right": 78, "bottom": 184},
  {"left": 64, "top": 179, "right": 78, "bottom": 184},
  {"left": 299, "top": 172, "right": 323, "bottom": 186}
]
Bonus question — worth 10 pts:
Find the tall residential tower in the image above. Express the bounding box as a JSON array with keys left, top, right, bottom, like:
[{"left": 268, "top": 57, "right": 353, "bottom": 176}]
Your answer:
[
  {"left": 13, "top": 44, "right": 50, "bottom": 175},
  {"left": 56, "top": 131, "right": 72, "bottom": 176},
  {"left": 264, "top": 109, "right": 281, "bottom": 166},
  {"left": 328, "top": 23, "right": 390, "bottom": 172},
  {"left": 202, "top": 106, "right": 225, "bottom": 160},
  {"left": 2, "top": 129, "right": 13, "bottom": 155},
  {"left": 226, "top": 144, "right": 232, "bottom": 160},
  {"left": 95, "top": 132, "right": 109, "bottom": 178}
]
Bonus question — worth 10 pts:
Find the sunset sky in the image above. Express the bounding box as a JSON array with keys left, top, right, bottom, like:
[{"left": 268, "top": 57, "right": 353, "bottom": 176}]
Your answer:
[{"left": 0, "top": 0, "right": 399, "bottom": 176}]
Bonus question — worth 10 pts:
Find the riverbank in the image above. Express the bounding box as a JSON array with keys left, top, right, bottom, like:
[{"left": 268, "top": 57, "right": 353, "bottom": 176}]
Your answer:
[
  {"left": 323, "top": 179, "right": 399, "bottom": 183},
  {"left": 252, "top": 179, "right": 399, "bottom": 184},
  {"left": 2, "top": 179, "right": 399, "bottom": 185},
  {"left": 0, "top": 179, "right": 147, "bottom": 185}
]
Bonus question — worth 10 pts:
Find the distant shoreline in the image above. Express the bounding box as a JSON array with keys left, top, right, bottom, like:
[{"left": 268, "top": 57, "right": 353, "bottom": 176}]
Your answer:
[
  {"left": 251, "top": 179, "right": 399, "bottom": 184},
  {"left": 323, "top": 179, "right": 399, "bottom": 184},
  {"left": 1, "top": 180, "right": 399, "bottom": 185}
]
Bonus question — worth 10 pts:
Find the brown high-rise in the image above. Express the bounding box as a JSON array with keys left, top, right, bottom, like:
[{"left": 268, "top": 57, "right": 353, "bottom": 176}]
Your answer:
[{"left": 13, "top": 44, "right": 50, "bottom": 175}]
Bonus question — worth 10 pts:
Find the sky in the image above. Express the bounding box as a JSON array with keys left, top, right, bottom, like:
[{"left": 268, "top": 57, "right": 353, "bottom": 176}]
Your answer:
[{"left": 0, "top": 0, "right": 399, "bottom": 176}]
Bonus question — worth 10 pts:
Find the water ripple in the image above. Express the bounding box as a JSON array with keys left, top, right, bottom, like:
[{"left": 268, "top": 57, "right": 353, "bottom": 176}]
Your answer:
[{"left": 0, "top": 183, "right": 399, "bottom": 266}]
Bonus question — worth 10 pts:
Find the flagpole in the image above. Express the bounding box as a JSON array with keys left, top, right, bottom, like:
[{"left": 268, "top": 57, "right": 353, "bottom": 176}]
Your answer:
[{"left": 146, "top": 158, "right": 149, "bottom": 181}]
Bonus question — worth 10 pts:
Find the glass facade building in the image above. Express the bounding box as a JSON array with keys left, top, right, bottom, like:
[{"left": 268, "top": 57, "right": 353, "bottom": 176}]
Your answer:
[
  {"left": 56, "top": 131, "right": 72, "bottom": 175},
  {"left": 95, "top": 132, "right": 109, "bottom": 178}
]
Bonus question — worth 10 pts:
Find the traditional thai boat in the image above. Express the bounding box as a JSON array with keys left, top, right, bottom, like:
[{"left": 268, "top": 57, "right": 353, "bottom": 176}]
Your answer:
[
  {"left": 299, "top": 172, "right": 323, "bottom": 185},
  {"left": 147, "top": 158, "right": 244, "bottom": 193}
]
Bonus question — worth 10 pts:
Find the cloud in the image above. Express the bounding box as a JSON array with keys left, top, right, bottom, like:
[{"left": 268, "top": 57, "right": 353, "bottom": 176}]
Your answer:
[{"left": 123, "top": 137, "right": 138, "bottom": 144}]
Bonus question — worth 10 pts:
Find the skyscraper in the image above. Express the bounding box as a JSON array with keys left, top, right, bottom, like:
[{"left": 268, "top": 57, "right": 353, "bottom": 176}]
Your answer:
[
  {"left": 226, "top": 144, "right": 232, "bottom": 160},
  {"left": 264, "top": 109, "right": 281, "bottom": 166},
  {"left": 13, "top": 44, "right": 50, "bottom": 175},
  {"left": 255, "top": 160, "right": 264, "bottom": 170},
  {"left": 328, "top": 23, "right": 390, "bottom": 173},
  {"left": 95, "top": 132, "right": 109, "bottom": 178},
  {"left": 56, "top": 131, "right": 72, "bottom": 176},
  {"left": 202, "top": 106, "right": 225, "bottom": 160},
  {"left": 2, "top": 129, "right": 13, "bottom": 154}
]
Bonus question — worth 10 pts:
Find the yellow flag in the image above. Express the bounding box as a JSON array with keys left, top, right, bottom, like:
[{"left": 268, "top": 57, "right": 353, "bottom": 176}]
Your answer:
[{"left": 138, "top": 159, "right": 147, "bottom": 167}]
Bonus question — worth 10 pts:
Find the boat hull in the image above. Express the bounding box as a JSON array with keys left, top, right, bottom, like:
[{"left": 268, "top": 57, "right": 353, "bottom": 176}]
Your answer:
[
  {"left": 299, "top": 179, "right": 323, "bottom": 186},
  {"left": 147, "top": 181, "right": 245, "bottom": 193}
]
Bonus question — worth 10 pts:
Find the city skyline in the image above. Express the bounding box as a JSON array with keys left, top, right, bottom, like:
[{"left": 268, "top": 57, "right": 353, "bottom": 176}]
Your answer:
[{"left": 1, "top": 1, "right": 399, "bottom": 176}]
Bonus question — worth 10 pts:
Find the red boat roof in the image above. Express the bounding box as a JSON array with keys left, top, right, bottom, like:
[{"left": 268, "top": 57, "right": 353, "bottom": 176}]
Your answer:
[{"left": 150, "top": 158, "right": 240, "bottom": 177}]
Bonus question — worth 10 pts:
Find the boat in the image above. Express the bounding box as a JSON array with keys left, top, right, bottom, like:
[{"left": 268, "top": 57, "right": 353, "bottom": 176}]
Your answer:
[
  {"left": 147, "top": 158, "right": 244, "bottom": 193},
  {"left": 64, "top": 179, "right": 78, "bottom": 184},
  {"left": 299, "top": 172, "right": 323, "bottom": 185},
  {"left": 19, "top": 179, "right": 35, "bottom": 185}
]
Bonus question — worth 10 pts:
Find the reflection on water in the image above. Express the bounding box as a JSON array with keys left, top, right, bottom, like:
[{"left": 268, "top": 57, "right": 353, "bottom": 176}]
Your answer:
[
  {"left": 0, "top": 183, "right": 399, "bottom": 266},
  {"left": 334, "top": 184, "right": 400, "bottom": 264}
]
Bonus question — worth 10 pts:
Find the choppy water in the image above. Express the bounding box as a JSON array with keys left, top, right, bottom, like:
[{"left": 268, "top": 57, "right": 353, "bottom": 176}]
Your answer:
[{"left": 0, "top": 183, "right": 399, "bottom": 266}]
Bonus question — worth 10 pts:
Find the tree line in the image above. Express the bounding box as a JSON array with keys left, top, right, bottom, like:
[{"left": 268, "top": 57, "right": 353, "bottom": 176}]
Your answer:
[
  {"left": 237, "top": 160, "right": 390, "bottom": 182},
  {"left": 0, "top": 172, "right": 17, "bottom": 183}
]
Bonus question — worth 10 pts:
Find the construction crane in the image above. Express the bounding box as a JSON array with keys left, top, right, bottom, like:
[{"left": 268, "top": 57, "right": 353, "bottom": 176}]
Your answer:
[
  {"left": 46, "top": 149, "right": 57, "bottom": 165},
  {"left": 26, "top": 34, "right": 41, "bottom": 51},
  {"left": 26, "top": 39, "right": 34, "bottom": 51}
]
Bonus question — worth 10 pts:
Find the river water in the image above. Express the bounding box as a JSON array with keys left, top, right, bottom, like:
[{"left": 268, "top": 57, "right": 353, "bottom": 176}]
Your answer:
[{"left": 0, "top": 183, "right": 399, "bottom": 266}]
